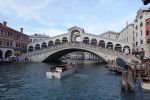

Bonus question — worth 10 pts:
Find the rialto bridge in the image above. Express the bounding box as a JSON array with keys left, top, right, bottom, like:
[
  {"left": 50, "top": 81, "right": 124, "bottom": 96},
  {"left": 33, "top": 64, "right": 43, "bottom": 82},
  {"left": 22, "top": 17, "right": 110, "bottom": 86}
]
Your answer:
[{"left": 24, "top": 26, "right": 133, "bottom": 62}]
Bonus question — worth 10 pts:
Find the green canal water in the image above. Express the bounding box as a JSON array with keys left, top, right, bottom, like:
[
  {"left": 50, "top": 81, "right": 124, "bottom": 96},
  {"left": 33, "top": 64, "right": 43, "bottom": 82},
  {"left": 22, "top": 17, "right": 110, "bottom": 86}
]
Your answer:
[{"left": 0, "top": 60, "right": 150, "bottom": 100}]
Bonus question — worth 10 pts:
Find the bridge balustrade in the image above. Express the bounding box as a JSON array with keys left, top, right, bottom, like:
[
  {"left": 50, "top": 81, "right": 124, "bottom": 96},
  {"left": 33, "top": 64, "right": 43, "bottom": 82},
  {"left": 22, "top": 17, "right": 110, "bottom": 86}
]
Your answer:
[{"left": 25, "top": 42, "right": 132, "bottom": 60}]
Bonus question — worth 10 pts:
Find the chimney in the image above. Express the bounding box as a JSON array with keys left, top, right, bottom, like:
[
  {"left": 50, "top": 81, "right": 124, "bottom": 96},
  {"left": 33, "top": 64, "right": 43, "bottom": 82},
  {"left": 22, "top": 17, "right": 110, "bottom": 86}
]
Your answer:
[
  {"left": 20, "top": 28, "right": 23, "bottom": 33},
  {"left": 3, "top": 21, "right": 7, "bottom": 26}
]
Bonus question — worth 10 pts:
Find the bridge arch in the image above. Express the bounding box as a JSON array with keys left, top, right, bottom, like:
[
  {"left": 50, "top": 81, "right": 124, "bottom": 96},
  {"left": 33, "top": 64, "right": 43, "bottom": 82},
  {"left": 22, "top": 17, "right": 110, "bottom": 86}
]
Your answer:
[
  {"left": 91, "top": 38, "right": 97, "bottom": 46},
  {"left": 114, "top": 44, "right": 122, "bottom": 52},
  {"left": 123, "top": 46, "right": 130, "bottom": 54},
  {"left": 35, "top": 44, "right": 40, "bottom": 50},
  {"left": 48, "top": 41, "right": 54, "bottom": 47},
  {"left": 55, "top": 39, "right": 61, "bottom": 45},
  {"left": 83, "top": 37, "right": 90, "bottom": 44},
  {"left": 98, "top": 40, "right": 105, "bottom": 48},
  {"left": 70, "top": 29, "right": 82, "bottom": 42},
  {"left": 62, "top": 37, "right": 68, "bottom": 43},
  {"left": 106, "top": 42, "right": 113, "bottom": 50},
  {"left": 28, "top": 46, "right": 34, "bottom": 52},
  {"left": 43, "top": 48, "right": 106, "bottom": 62},
  {"left": 41, "top": 42, "right": 47, "bottom": 49}
]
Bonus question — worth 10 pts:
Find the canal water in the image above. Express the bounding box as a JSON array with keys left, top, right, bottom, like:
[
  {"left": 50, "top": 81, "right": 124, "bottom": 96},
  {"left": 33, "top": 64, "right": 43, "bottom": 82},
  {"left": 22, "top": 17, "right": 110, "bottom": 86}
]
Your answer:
[{"left": 0, "top": 61, "right": 150, "bottom": 100}]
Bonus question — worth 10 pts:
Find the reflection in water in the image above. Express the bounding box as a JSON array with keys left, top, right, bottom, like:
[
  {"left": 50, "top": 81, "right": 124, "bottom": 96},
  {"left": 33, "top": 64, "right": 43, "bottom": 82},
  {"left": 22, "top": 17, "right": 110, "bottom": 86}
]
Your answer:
[{"left": 0, "top": 61, "right": 149, "bottom": 100}]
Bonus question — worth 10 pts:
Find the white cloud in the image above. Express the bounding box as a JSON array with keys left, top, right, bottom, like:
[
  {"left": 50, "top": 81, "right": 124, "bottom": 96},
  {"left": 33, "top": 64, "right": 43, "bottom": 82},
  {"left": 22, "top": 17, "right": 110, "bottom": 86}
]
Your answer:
[
  {"left": 0, "top": 0, "right": 142, "bottom": 37},
  {"left": 0, "top": 0, "right": 52, "bottom": 25}
]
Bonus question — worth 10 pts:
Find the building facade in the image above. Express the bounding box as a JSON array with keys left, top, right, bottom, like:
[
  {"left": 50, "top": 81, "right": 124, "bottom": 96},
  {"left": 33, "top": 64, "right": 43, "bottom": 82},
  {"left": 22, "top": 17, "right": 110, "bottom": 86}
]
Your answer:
[
  {"left": 29, "top": 34, "right": 49, "bottom": 43},
  {"left": 100, "top": 31, "right": 119, "bottom": 40},
  {"left": 119, "top": 24, "right": 134, "bottom": 50},
  {"left": 133, "top": 8, "right": 150, "bottom": 58},
  {"left": 0, "top": 21, "right": 29, "bottom": 59}
]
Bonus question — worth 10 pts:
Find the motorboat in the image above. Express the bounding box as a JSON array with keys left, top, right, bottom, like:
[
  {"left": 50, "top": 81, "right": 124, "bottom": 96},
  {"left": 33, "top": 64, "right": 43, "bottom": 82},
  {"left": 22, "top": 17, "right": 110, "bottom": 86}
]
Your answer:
[{"left": 46, "top": 63, "right": 76, "bottom": 79}]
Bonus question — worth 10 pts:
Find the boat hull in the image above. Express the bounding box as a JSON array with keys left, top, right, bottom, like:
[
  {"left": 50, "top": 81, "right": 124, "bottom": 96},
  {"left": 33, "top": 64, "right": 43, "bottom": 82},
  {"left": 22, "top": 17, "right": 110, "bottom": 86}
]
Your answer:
[
  {"left": 142, "top": 82, "right": 150, "bottom": 90},
  {"left": 46, "top": 66, "right": 76, "bottom": 79}
]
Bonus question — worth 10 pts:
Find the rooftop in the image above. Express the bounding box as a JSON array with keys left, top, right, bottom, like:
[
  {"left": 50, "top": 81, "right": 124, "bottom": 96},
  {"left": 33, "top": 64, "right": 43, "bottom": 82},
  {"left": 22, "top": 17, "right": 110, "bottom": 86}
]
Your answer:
[{"left": 29, "top": 34, "right": 49, "bottom": 38}]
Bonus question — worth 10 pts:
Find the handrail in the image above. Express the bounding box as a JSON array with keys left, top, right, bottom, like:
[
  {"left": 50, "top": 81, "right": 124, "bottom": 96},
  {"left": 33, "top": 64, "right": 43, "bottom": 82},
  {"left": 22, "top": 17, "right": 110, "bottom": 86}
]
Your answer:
[{"left": 23, "top": 42, "right": 133, "bottom": 59}]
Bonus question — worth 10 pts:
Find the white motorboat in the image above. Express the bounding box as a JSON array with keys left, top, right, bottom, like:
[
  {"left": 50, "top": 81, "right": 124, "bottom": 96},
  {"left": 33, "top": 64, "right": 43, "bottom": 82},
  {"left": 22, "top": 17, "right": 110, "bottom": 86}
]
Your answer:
[
  {"left": 142, "top": 82, "right": 150, "bottom": 90},
  {"left": 46, "top": 63, "right": 76, "bottom": 79}
]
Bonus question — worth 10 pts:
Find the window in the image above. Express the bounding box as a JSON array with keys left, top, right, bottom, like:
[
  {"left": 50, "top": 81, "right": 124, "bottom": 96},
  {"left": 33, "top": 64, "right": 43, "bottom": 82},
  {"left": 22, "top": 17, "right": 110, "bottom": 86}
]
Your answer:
[
  {"left": 140, "top": 16, "right": 143, "bottom": 19},
  {"left": 7, "top": 42, "right": 13, "bottom": 47},
  {"left": 0, "top": 29, "right": 3, "bottom": 36},
  {"left": 136, "top": 32, "right": 138, "bottom": 37},
  {"left": 16, "top": 43, "right": 18, "bottom": 47},
  {"left": 8, "top": 32, "right": 13, "bottom": 38},
  {"left": 146, "top": 31, "right": 149, "bottom": 36},
  {"left": 140, "top": 40, "right": 143, "bottom": 44},
  {"left": 0, "top": 41, "right": 2, "bottom": 45},
  {"left": 146, "top": 22, "right": 149, "bottom": 25},
  {"left": 10, "top": 42, "right": 12, "bottom": 47},
  {"left": 17, "top": 34, "right": 21, "bottom": 40},
  {"left": 136, "top": 42, "right": 138, "bottom": 45},
  {"left": 141, "top": 30, "right": 143, "bottom": 36},
  {"left": 7, "top": 42, "right": 9, "bottom": 46},
  {"left": 147, "top": 41, "right": 150, "bottom": 44},
  {"left": 127, "top": 37, "right": 128, "bottom": 42},
  {"left": 140, "top": 22, "right": 143, "bottom": 27},
  {"left": 135, "top": 25, "right": 138, "bottom": 30},
  {"left": 133, "top": 37, "right": 135, "bottom": 41}
]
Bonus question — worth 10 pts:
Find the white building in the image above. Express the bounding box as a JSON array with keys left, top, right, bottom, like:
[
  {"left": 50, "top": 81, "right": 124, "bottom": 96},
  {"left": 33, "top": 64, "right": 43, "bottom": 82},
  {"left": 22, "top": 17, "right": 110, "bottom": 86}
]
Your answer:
[
  {"left": 29, "top": 34, "right": 49, "bottom": 43},
  {"left": 119, "top": 24, "right": 134, "bottom": 50},
  {"left": 133, "top": 8, "right": 150, "bottom": 58},
  {"left": 100, "top": 31, "right": 119, "bottom": 40}
]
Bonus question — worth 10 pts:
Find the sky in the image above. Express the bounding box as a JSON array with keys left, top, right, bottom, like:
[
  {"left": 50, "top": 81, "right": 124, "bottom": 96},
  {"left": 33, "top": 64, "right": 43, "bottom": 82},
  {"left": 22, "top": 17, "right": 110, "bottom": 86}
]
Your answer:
[{"left": 0, "top": 0, "right": 149, "bottom": 37}]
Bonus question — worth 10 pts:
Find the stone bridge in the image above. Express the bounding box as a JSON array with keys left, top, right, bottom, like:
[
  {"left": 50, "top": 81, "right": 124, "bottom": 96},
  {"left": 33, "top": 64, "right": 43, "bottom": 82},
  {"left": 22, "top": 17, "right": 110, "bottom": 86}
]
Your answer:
[
  {"left": 24, "top": 26, "right": 133, "bottom": 62},
  {"left": 22, "top": 42, "right": 133, "bottom": 62}
]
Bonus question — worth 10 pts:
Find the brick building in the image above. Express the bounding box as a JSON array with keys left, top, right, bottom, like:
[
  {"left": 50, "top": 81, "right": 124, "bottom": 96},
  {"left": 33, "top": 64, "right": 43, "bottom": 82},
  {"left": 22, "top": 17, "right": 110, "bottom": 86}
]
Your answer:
[{"left": 0, "top": 21, "right": 29, "bottom": 59}]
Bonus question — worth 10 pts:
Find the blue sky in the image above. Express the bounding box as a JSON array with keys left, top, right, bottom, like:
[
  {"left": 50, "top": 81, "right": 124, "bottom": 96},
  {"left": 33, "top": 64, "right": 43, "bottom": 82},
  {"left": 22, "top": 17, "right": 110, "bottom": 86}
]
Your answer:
[{"left": 0, "top": 0, "right": 149, "bottom": 36}]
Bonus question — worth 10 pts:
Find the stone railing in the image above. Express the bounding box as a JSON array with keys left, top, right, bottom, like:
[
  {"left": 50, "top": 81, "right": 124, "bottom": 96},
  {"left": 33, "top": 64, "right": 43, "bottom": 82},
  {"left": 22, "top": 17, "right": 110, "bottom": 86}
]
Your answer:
[{"left": 24, "top": 42, "right": 133, "bottom": 60}]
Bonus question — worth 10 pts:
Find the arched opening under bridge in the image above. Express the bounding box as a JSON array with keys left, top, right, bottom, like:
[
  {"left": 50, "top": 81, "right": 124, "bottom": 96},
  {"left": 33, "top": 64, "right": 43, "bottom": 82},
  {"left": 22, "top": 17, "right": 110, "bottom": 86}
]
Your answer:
[{"left": 43, "top": 48, "right": 106, "bottom": 62}]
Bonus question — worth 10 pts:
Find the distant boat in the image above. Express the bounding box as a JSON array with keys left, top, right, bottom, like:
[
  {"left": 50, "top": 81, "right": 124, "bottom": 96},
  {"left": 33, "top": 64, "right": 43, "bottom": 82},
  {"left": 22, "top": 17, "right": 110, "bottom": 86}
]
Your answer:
[
  {"left": 0, "top": 56, "right": 17, "bottom": 64},
  {"left": 46, "top": 63, "right": 76, "bottom": 79},
  {"left": 106, "top": 64, "right": 123, "bottom": 75}
]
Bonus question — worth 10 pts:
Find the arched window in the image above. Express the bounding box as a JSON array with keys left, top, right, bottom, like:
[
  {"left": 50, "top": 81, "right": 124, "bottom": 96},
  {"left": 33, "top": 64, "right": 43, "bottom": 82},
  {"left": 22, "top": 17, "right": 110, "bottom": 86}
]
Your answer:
[
  {"left": 98, "top": 40, "right": 105, "bottom": 48},
  {"left": 5, "top": 50, "right": 13, "bottom": 58},
  {"left": 106, "top": 42, "right": 113, "bottom": 49},
  {"left": 48, "top": 41, "right": 54, "bottom": 47},
  {"left": 91, "top": 38, "right": 97, "bottom": 46},
  {"left": 55, "top": 39, "right": 61, "bottom": 45},
  {"left": 35, "top": 44, "right": 40, "bottom": 50},
  {"left": 41, "top": 42, "right": 47, "bottom": 49},
  {"left": 62, "top": 37, "right": 68, "bottom": 43},
  {"left": 83, "top": 37, "right": 90, "bottom": 44},
  {"left": 114, "top": 44, "right": 122, "bottom": 52}
]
